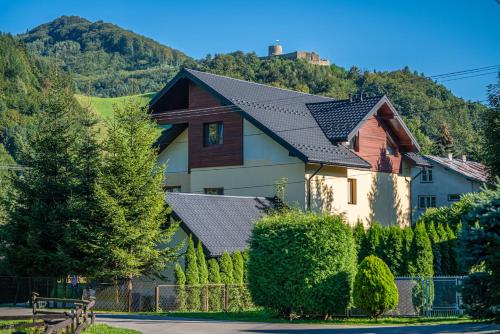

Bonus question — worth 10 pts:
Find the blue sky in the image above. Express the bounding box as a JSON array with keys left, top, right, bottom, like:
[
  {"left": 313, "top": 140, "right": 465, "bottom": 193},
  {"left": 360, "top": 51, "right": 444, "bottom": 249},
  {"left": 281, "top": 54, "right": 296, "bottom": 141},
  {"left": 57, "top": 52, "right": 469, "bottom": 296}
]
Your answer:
[{"left": 1, "top": 0, "right": 499, "bottom": 101}]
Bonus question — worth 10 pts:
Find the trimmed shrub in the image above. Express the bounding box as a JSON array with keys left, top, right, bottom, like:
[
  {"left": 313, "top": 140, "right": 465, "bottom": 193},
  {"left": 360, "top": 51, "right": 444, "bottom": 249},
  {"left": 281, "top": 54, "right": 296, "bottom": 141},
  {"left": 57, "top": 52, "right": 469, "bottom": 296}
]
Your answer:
[
  {"left": 353, "top": 255, "right": 398, "bottom": 319},
  {"left": 381, "top": 226, "right": 403, "bottom": 276},
  {"left": 207, "top": 259, "right": 222, "bottom": 311},
  {"left": 232, "top": 251, "right": 244, "bottom": 284},
  {"left": 219, "top": 251, "right": 234, "bottom": 284},
  {"left": 363, "top": 223, "right": 384, "bottom": 259},
  {"left": 174, "top": 263, "right": 187, "bottom": 311},
  {"left": 408, "top": 222, "right": 433, "bottom": 277},
  {"left": 352, "top": 221, "right": 366, "bottom": 263},
  {"left": 426, "top": 222, "right": 442, "bottom": 275},
  {"left": 185, "top": 235, "right": 200, "bottom": 310},
  {"left": 248, "top": 211, "right": 357, "bottom": 319},
  {"left": 230, "top": 251, "right": 245, "bottom": 310},
  {"left": 197, "top": 241, "right": 208, "bottom": 284}
]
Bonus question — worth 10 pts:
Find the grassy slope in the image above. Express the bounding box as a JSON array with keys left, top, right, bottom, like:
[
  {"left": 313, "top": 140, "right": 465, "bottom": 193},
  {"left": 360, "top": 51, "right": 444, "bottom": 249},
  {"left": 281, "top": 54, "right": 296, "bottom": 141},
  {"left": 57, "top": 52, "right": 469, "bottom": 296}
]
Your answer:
[{"left": 75, "top": 93, "right": 156, "bottom": 119}]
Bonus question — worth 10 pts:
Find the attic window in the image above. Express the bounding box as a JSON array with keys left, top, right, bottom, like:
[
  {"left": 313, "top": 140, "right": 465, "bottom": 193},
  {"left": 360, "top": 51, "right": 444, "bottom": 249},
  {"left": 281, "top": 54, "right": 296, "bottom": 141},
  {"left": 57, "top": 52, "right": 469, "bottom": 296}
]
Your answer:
[
  {"left": 386, "top": 136, "right": 397, "bottom": 156},
  {"left": 348, "top": 133, "right": 359, "bottom": 152},
  {"left": 203, "top": 122, "right": 223, "bottom": 146}
]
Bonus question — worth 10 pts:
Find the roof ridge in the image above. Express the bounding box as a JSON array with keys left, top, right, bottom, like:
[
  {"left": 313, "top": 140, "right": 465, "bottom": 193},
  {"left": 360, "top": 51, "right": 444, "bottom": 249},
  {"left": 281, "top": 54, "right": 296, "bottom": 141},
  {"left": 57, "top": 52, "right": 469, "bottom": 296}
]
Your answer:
[
  {"left": 184, "top": 68, "right": 332, "bottom": 99},
  {"left": 167, "top": 192, "right": 271, "bottom": 200},
  {"left": 306, "top": 94, "right": 385, "bottom": 106}
]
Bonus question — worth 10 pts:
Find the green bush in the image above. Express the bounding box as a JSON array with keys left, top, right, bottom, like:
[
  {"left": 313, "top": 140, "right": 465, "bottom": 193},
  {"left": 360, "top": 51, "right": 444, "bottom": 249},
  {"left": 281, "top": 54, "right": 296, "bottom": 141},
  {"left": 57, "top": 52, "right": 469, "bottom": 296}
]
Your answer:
[
  {"left": 352, "top": 221, "right": 366, "bottom": 263},
  {"left": 408, "top": 223, "right": 433, "bottom": 277},
  {"left": 197, "top": 241, "right": 208, "bottom": 284},
  {"left": 207, "top": 258, "right": 222, "bottom": 311},
  {"left": 248, "top": 211, "right": 357, "bottom": 319},
  {"left": 174, "top": 263, "right": 187, "bottom": 311},
  {"left": 362, "top": 223, "right": 384, "bottom": 259},
  {"left": 185, "top": 235, "right": 200, "bottom": 310},
  {"left": 219, "top": 251, "right": 234, "bottom": 284},
  {"left": 353, "top": 255, "right": 398, "bottom": 319},
  {"left": 426, "top": 222, "right": 442, "bottom": 275},
  {"left": 461, "top": 272, "right": 496, "bottom": 319},
  {"left": 381, "top": 226, "right": 403, "bottom": 276},
  {"left": 401, "top": 226, "right": 414, "bottom": 276}
]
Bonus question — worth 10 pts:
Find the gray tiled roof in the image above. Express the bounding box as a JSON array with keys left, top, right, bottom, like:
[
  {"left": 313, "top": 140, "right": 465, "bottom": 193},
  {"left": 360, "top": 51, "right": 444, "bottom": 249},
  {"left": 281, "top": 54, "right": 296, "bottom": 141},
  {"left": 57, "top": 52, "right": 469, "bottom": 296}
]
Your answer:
[
  {"left": 306, "top": 96, "right": 383, "bottom": 141},
  {"left": 178, "top": 69, "right": 371, "bottom": 168},
  {"left": 165, "top": 192, "right": 275, "bottom": 257},
  {"left": 425, "top": 155, "right": 489, "bottom": 183},
  {"left": 402, "top": 152, "right": 432, "bottom": 168}
]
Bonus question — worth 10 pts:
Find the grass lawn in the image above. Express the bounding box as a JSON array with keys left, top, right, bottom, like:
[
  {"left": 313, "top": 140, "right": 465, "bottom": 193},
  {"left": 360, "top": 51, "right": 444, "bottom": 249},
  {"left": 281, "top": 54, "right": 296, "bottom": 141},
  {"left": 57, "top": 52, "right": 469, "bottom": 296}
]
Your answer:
[
  {"left": 0, "top": 321, "right": 141, "bottom": 334},
  {"left": 75, "top": 93, "right": 156, "bottom": 119},
  {"left": 104, "top": 309, "right": 488, "bottom": 326}
]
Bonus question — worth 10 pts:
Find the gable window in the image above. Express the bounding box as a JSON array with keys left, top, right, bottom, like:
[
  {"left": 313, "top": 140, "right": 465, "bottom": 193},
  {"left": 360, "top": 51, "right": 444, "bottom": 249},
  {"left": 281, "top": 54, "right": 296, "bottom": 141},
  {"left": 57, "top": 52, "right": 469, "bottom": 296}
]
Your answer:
[
  {"left": 164, "top": 185, "right": 181, "bottom": 193},
  {"left": 347, "top": 179, "right": 357, "bottom": 204},
  {"left": 418, "top": 195, "right": 436, "bottom": 209},
  {"left": 421, "top": 168, "right": 433, "bottom": 183},
  {"left": 204, "top": 187, "right": 224, "bottom": 195},
  {"left": 348, "top": 133, "right": 359, "bottom": 152},
  {"left": 203, "top": 122, "right": 223, "bottom": 146},
  {"left": 448, "top": 194, "right": 461, "bottom": 202}
]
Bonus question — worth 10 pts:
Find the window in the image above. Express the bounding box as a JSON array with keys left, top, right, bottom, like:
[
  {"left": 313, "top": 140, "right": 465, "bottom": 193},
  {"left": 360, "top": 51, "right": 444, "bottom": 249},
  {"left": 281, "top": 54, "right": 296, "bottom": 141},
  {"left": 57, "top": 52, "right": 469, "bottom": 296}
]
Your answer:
[
  {"left": 418, "top": 195, "right": 436, "bottom": 209},
  {"left": 204, "top": 188, "right": 224, "bottom": 195},
  {"left": 347, "top": 179, "right": 357, "bottom": 204},
  {"left": 386, "top": 141, "right": 396, "bottom": 156},
  {"left": 348, "top": 133, "right": 359, "bottom": 152},
  {"left": 421, "top": 168, "right": 433, "bottom": 183},
  {"left": 164, "top": 185, "right": 181, "bottom": 193},
  {"left": 203, "top": 122, "right": 223, "bottom": 146},
  {"left": 448, "top": 194, "right": 461, "bottom": 202}
]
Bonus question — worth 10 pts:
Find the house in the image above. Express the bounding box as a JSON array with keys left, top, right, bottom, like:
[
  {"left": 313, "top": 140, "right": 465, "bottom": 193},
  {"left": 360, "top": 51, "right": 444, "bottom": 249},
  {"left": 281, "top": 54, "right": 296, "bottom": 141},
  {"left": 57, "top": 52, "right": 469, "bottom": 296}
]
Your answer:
[
  {"left": 410, "top": 154, "right": 489, "bottom": 221},
  {"left": 150, "top": 68, "right": 425, "bottom": 228}
]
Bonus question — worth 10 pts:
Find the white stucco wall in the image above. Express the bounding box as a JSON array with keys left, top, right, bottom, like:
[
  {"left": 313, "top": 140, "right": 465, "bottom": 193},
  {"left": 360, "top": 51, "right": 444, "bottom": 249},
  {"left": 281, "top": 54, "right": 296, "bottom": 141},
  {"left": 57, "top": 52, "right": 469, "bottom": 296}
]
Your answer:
[
  {"left": 189, "top": 120, "right": 306, "bottom": 207},
  {"left": 307, "top": 164, "right": 411, "bottom": 227},
  {"left": 411, "top": 163, "right": 483, "bottom": 221},
  {"left": 159, "top": 129, "right": 190, "bottom": 192}
]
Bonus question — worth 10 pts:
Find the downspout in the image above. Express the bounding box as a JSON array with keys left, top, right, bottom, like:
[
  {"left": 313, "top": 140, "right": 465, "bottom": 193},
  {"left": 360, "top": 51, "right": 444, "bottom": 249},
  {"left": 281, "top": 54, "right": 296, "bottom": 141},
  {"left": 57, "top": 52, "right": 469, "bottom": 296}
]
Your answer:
[{"left": 307, "top": 163, "right": 323, "bottom": 211}]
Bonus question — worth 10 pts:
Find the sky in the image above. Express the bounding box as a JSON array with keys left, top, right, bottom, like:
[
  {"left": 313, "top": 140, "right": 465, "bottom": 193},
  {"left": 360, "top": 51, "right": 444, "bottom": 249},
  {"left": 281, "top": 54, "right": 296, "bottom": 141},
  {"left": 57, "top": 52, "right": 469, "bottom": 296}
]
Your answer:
[{"left": 0, "top": 0, "right": 499, "bottom": 101}]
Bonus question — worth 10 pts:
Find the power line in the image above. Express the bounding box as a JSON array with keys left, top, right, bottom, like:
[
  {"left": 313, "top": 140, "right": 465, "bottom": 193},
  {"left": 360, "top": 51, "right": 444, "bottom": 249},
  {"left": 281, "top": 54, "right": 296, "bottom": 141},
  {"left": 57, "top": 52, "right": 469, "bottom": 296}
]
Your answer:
[
  {"left": 437, "top": 71, "right": 499, "bottom": 83},
  {"left": 430, "top": 64, "right": 500, "bottom": 79}
]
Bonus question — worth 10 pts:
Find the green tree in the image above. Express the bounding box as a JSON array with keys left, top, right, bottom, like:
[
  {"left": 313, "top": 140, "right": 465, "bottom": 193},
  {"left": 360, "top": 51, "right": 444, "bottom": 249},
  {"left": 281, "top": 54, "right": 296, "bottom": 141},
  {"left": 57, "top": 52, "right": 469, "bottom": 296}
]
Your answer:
[
  {"left": 482, "top": 74, "right": 500, "bottom": 179},
  {"left": 1, "top": 73, "right": 99, "bottom": 277},
  {"left": 401, "top": 226, "right": 414, "bottom": 276},
  {"left": 219, "top": 251, "right": 234, "bottom": 285},
  {"left": 381, "top": 226, "right": 403, "bottom": 276},
  {"left": 363, "top": 223, "right": 384, "bottom": 259},
  {"left": 446, "top": 224, "right": 458, "bottom": 275},
  {"left": 90, "top": 99, "right": 177, "bottom": 290},
  {"left": 185, "top": 235, "right": 200, "bottom": 310},
  {"left": 435, "top": 122, "right": 454, "bottom": 156},
  {"left": 197, "top": 241, "right": 208, "bottom": 284},
  {"left": 174, "top": 263, "right": 187, "bottom": 311},
  {"left": 436, "top": 224, "right": 450, "bottom": 275},
  {"left": 426, "top": 222, "right": 442, "bottom": 275},
  {"left": 207, "top": 258, "right": 222, "bottom": 311},
  {"left": 408, "top": 223, "right": 433, "bottom": 277},
  {"left": 353, "top": 256, "right": 398, "bottom": 320},
  {"left": 232, "top": 251, "right": 244, "bottom": 284},
  {"left": 352, "top": 221, "right": 366, "bottom": 263}
]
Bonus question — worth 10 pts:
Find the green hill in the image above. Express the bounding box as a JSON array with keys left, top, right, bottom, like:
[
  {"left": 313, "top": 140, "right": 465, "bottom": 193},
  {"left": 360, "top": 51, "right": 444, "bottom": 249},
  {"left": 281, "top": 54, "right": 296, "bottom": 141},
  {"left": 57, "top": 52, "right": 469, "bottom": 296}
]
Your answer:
[
  {"left": 18, "top": 16, "right": 191, "bottom": 97},
  {"left": 75, "top": 92, "right": 155, "bottom": 119}
]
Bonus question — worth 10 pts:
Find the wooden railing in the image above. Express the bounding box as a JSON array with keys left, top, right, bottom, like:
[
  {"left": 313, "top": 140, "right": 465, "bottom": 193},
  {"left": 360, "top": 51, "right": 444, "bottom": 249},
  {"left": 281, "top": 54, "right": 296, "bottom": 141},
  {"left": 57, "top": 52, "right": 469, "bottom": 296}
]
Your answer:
[{"left": 32, "top": 292, "right": 96, "bottom": 334}]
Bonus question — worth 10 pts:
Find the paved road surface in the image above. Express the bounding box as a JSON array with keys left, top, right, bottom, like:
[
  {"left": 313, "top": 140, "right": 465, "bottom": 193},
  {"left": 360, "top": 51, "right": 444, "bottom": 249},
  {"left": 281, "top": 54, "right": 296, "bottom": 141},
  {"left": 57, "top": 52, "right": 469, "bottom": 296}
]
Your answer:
[{"left": 98, "top": 314, "right": 500, "bottom": 334}]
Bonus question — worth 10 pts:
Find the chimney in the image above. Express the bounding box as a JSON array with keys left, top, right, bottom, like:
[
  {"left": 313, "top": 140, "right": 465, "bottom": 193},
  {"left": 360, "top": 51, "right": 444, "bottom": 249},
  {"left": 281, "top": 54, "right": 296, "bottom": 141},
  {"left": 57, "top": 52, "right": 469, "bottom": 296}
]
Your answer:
[
  {"left": 461, "top": 154, "right": 467, "bottom": 162},
  {"left": 447, "top": 152, "right": 453, "bottom": 160}
]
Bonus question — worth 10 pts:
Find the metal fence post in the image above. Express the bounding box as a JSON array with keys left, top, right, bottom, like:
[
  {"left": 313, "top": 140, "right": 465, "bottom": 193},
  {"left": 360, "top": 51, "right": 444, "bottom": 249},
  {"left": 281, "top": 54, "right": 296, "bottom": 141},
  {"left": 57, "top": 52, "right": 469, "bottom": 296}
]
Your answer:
[{"left": 155, "top": 286, "right": 159, "bottom": 312}]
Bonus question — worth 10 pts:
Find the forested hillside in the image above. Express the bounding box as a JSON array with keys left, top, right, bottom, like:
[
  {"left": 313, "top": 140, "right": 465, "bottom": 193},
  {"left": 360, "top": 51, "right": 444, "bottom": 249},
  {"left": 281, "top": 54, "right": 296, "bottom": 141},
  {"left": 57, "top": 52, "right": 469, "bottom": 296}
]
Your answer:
[
  {"left": 18, "top": 16, "right": 190, "bottom": 97},
  {"left": 9, "top": 16, "right": 493, "bottom": 161}
]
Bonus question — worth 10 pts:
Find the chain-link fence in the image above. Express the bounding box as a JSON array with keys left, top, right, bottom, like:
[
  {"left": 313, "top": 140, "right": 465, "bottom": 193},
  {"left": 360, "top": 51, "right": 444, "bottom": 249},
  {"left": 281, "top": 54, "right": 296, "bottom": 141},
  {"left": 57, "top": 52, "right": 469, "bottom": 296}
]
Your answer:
[{"left": 0, "top": 276, "right": 464, "bottom": 316}]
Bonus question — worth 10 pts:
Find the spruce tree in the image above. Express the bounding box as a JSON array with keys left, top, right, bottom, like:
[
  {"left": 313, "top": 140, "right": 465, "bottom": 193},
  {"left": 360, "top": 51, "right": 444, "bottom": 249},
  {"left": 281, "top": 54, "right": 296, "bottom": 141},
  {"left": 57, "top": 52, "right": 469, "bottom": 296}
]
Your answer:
[
  {"left": 174, "top": 263, "right": 187, "bottom": 311},
  {"left": 381, "top": 226, "right": 403, "bottom": 276},
  {"left": 197, "top": 241, "right": 208, "bottom": 284},
  {"left": 426, "top": 222, "right": 442, "bottom": 275},
  {"left": 219, "top": 251, "right": 234, "bottom": 284},
  {"left": 353, "top": 221, "right": 366, "bottom": 263},
  {"left": 91, "top": 99, "right": 177, "bottom": 289},
  {"left": 2, "top": 73, "right": 100, "bottom": 277},
  {"left": 435, "top": 122, "right": 454, "bottom": 156},
  {"left": 408, "top": 223, "right": 434, "bottom": 277}
]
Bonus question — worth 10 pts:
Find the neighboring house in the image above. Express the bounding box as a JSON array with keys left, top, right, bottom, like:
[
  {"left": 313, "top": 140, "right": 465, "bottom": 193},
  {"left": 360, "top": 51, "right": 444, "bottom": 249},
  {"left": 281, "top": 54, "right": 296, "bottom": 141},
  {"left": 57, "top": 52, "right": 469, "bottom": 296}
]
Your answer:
[
  {"left": 150, "top": 68, "right": 425, "bottom": 228},
  {"left": 410, "top": 154, "right": 489, "bottom": 221}
]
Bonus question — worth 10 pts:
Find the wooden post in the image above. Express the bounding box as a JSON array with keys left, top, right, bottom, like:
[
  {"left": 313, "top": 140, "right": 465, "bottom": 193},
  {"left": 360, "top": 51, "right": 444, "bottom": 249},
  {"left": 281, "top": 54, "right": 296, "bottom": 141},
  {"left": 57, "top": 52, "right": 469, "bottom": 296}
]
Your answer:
[
  {"left": 155, "top": 286, "right": 160, "bottom": 312},
  {"left": 204, "top": 285, "right": 209, "bottom": 312},
  {"left": 127, "top": 277, "right": 132, "bottom": 313}
]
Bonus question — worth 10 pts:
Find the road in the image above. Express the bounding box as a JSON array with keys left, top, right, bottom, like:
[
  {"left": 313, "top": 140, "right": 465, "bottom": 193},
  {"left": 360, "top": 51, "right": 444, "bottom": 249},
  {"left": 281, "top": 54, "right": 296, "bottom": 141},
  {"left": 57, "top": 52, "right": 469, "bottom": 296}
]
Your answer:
[{"left": 97, "top": 314, "right": 500, "bottom": 334}]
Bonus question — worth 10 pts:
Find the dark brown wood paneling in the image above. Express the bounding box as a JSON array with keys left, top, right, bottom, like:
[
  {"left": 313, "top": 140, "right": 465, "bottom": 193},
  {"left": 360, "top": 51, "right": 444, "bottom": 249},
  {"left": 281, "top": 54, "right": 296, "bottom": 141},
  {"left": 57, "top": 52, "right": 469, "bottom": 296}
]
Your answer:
[
  {"left": 154, "top": 80, "right": 243, "bottom": 169},
  {"left": 358, "top": 115, "right": 402, "bottom": 173}
]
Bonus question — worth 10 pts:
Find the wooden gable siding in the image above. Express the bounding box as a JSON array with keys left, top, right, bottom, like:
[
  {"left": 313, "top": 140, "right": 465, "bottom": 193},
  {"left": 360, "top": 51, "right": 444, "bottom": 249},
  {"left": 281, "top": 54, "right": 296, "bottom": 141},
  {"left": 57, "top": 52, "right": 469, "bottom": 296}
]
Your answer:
[
  {"left": 155, "top": 81, "right": 243, "bottom": 169},
  {"left": 358, "top": 115, "right": 402, "bottom": 173}
]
